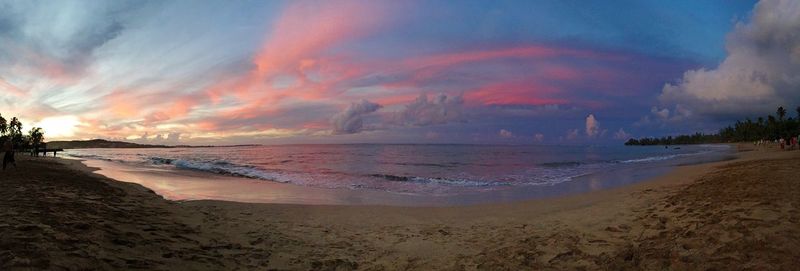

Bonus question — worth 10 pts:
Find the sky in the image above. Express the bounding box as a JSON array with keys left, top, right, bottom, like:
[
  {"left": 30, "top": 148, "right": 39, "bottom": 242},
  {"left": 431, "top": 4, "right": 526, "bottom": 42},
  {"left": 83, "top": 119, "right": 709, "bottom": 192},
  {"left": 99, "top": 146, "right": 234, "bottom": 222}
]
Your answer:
[{"left": 1, "top": 0, "right": 798, "bottom": 145}]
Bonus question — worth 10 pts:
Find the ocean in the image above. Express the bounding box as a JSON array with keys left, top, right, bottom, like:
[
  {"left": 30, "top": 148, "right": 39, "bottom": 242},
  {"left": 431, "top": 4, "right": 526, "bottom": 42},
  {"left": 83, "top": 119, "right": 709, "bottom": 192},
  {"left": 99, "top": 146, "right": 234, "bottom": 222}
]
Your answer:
[{"left": 65, "top": 144, "right": 734, "bottom": 206}]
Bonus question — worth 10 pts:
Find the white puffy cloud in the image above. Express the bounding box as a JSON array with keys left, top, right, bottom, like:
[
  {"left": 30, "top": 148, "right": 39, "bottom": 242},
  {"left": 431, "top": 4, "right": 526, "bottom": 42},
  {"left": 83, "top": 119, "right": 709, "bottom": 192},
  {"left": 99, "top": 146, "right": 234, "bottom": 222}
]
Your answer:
[
  {"left": 585, "top": 114, "right": 600, "bottom": 137},
  {"left": 390, "top": 93, "right": 464, "bottom": 126},
  {"left": 131, "top": 131, "right": 182, "bottom": 145},
  {"left": 499, "top": 129, "right": 513, "bottom": 138},
  {"left": 331, "top": 99, "right": 382, "bottom": 134},
  {"left": 659, "top": 0, "right": 800, "bottom": 119},
  {"left": 167, "top": 132, "right": 181, "bottom": 142},
  {"left": 614, "top": 128, "right": 631, "bottom": 140},
  {"left": 533, "top": 133, "right": 544, "bottom": 142},
  {"left": 651, "top": 107, "right": 670, "bottom": 120},
  {"left": 646, "top": 104, "right": 693, "bottom": 124},
  {"left": 566, "top": 129, "right": 579, "bottom": 140}
]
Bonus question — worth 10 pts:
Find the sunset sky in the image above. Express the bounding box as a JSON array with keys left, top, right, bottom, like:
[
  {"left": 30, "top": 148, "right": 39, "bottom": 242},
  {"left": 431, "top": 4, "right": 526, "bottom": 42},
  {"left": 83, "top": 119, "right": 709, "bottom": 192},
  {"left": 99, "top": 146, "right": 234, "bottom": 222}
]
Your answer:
[{"left": 1, "top": 0, "right": 798, "bottom": 145}]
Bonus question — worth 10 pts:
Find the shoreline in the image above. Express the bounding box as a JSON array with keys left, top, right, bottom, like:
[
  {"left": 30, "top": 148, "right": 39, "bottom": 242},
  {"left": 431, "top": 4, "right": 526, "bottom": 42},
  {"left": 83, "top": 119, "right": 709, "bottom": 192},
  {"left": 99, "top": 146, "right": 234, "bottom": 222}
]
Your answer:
[
  {"left": 64, "top": 144, "right": 736, "bottom": 207},
  {"left": 1, "top": 144, "right": 798, "bottom": 269}
]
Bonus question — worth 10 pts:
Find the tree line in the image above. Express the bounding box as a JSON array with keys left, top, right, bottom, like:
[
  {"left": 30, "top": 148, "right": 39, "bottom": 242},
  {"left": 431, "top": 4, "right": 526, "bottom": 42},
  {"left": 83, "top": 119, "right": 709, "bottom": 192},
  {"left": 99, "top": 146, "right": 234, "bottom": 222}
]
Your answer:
[
  {"left": 0, "top": 113, "right": 45, "bottom": 150},
  {"left": 626, "top": 106, "right": 800, "bottom": 146}
]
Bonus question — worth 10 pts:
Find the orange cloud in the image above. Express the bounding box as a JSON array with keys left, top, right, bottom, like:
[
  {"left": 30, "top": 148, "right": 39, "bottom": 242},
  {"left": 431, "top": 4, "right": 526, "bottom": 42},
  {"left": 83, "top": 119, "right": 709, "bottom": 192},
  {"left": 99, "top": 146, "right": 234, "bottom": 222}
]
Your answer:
[
  {"left": 144, "top": 95, "right": 202, "bottom": 123},
  {"left": 104, "top": 90, "right": 142, "bottom": 118}
]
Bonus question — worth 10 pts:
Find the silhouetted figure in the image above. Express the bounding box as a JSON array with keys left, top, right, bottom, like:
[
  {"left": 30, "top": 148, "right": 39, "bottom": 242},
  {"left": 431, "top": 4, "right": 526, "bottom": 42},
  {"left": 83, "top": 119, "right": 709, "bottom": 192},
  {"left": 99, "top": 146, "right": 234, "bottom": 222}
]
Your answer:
[{"left": 3, "top": 139, "right": 15, "bottom": 170}]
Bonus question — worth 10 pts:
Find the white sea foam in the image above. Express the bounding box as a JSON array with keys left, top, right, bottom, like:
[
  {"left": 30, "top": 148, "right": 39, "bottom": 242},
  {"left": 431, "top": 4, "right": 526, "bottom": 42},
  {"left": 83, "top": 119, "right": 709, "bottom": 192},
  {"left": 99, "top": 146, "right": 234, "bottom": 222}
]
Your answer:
[
  {"left": 618, "top": 151, "right": 710, "bottom": 164},
  {"left": 370, "top": 174, "right": 508, "bottom": 187},
  {"left": 64, "top": 144, "right": 733, "bottom": 196},
  {"left": 170, "top": 159, "right": 290, "bottom": 183},
  {"left": 66, "top": 153, "right": 118, "bottom": 162}
]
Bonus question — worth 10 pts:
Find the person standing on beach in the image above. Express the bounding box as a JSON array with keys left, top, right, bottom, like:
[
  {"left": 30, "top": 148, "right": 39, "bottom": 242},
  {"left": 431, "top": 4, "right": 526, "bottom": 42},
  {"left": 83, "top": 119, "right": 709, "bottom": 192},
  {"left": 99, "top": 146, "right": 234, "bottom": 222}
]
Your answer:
[{"left": 3, "top": 138, "right": 15, "bottom": 170}]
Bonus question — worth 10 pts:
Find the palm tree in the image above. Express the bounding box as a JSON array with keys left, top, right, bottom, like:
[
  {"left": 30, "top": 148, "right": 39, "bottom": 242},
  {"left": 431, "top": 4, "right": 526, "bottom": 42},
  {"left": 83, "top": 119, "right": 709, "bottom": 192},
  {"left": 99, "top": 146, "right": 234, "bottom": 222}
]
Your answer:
[
  {"left": 9, "top": 117, "right": 22, "bottom": 145},
  {"left": 767, "top": 115, "right": 777, "bottom": 139},
  {"left": 29, "top": 127, "right": 44, "bottom": 155},
  {"left": 777, "top": 106, "right": 787, "bottom": 121},
  {"left": 0, "top": 113, "right": 6, "bottom": 136},
  {"left": 796, "top": 106, "right": 800, "bottom": 119},
  {"left": 9, "top": 117, "right": 21, "bottom": 134}
]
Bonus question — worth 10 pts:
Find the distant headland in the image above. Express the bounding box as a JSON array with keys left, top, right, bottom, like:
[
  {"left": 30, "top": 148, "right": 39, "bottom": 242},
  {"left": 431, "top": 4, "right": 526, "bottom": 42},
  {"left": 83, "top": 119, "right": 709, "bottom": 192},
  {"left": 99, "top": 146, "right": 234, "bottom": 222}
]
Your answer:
[{"left": 46, "top": 139, "right": 259, "bottom": 149}]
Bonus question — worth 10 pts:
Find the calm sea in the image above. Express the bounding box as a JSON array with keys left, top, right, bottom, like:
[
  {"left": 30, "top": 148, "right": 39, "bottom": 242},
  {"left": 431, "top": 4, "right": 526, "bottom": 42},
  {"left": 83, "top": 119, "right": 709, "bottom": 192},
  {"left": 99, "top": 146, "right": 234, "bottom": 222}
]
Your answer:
[{"left": 64, "top": 144, "right": 734, "bottom": 205}]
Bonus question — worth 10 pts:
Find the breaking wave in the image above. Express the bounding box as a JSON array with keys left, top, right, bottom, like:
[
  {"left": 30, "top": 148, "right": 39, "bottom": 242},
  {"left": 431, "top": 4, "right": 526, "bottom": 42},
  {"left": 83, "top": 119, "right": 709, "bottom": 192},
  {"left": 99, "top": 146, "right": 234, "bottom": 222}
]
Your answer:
[
  {"left": 369, "top": 174, "right": 508, "bottom": 187},
  {"left": 142, "top": 156, "right": 289, "bottom": 182}
]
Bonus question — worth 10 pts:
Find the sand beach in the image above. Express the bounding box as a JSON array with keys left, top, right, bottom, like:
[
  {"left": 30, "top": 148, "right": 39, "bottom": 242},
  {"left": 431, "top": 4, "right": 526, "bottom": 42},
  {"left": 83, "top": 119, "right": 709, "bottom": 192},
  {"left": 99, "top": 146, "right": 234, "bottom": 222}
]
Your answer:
[{"left": 1, "top": 144, "right": 798, "bottom": 270}]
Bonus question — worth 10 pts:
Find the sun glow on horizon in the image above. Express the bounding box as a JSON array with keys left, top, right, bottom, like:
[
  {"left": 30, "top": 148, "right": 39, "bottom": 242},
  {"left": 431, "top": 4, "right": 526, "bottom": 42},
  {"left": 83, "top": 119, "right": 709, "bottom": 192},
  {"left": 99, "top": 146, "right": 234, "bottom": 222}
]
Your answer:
[{"left": 34, "top": 116, "right": 81, "bottom": 140}]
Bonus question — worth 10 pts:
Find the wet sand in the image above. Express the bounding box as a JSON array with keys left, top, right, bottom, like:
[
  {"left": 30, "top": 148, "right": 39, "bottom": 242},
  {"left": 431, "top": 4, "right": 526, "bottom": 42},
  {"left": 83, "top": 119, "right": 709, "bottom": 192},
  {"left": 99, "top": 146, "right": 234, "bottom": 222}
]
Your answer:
[{"left": 1, "top": 145, "right": 798, "bottom": 270}]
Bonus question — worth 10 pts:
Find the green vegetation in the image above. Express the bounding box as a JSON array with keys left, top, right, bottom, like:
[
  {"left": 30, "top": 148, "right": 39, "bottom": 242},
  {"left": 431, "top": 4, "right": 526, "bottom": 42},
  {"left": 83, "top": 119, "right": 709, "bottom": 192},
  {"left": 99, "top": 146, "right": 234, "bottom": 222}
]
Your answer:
[
  {"left": 29, "top": 127, "right": 45, "bottom": 151},
  {"left": 47, "top": 139, "right": 172, "bottom": 149},
  {"left": 46, "top": 139, "right": 257, "bottom": 149},
  {"left": 626, "top": 106, "right": 800, "bottom": 146},
  {"left": 0, "top": 113, "right": 46, "bottom": 150}
]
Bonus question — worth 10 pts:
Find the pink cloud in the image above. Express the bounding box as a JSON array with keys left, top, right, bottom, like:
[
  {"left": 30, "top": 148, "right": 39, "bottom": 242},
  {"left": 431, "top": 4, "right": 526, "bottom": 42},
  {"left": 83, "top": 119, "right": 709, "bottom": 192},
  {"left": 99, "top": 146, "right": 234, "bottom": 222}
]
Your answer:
[
  {"left": 3, "top": 40, "right": 82, "bottom": 84},
  {"left": 207, "top": 1, "right": 393, "bottom": 104},
  {"left": 194, "top": 35, "right": 641, "bottom": 137},
  {"left": 103, "top": 90, "right": 142, "bottom": 118},
  {"left": 253, "top": 1, "right": 385, "bottom": 78},
  {"left": 0, "top": 78, "right": 27, "bottom": 97},
  {"left": 401, "top": 46, "right": 620, "bottom": 70},
  {"left": 375, "top": 46, "right": 624, "bottom": 89},
  {"left": 466, "top": 81, "right": 567, "bottom": 106},
  {"left": 195, "top": 1, "right": 399, "bottom": 133}
]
